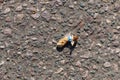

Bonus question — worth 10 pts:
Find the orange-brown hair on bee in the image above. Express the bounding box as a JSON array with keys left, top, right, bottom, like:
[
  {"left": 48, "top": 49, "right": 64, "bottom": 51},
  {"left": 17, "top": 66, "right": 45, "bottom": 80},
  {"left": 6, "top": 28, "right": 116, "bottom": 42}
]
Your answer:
[{"left": 72, "top": 35, "right": 78, "bottom": 41}]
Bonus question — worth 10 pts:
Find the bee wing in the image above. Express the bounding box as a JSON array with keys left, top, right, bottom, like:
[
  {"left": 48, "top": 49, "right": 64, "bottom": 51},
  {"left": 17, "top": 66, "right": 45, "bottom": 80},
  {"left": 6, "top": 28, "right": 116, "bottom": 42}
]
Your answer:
[{"left": 64, "top": 32, "right": 71, "bottom": 37}]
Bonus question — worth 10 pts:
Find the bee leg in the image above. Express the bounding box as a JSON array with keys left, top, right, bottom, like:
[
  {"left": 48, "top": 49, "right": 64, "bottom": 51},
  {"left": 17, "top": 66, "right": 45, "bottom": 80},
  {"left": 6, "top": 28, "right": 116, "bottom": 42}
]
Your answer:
[{"left": 71, "top": 41, "right": 75, "bottom": 46}]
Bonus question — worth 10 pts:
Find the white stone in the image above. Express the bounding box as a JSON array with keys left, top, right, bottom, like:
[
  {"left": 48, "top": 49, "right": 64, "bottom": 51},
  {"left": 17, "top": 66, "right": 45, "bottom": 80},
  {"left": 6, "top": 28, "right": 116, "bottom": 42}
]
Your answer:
[
  {"left": 16, "top": 5, "right": 23, "bottom": 11},
  {"left": 3, "top": 7, "right": 11, "bottom": 14},
  {"left": 104, "top": 62, "right": 111, "bottom": 67}
]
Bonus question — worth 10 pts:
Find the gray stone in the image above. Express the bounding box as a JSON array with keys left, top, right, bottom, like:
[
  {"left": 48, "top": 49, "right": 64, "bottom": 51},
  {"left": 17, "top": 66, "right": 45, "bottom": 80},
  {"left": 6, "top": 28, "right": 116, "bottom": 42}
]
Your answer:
[
  {"left": 0, "top": 5, "right": 2, "bottom": 10},
  {"left": 41, "top": 10, "right": 51, "bottom": 21},
  {"left": 15, "top": 14, "right": 24, "bottom": 21},
  {"left": 75, "top": 60, "right": 81, "bottom": 67},
  {"left": 69, "top": 4, "right": 74, "bottom": 9},
  {"left": 31, "top": 37, "right": 38, "bottom": 41},
  {"left": 5, "top": 17, "right": 11, "bottom": 22},
  {"left": 0, "top": 0, "right": 3, "bottom": 3},
  {"left": 3, "top": 28, "right": 12, "bottom": 35},
  {"left": 29, "top": 0, "right": 34, "bottom": 4},
  {"left": 16, "top": 5, "right": 23, "bottom": 11},
  {"left": 3, "top": 7, "right": 11, "bottom": 14},
  {"left": 103, "top": 62, "right": 111, "bottom": 67},
  {"left": 94, "top": 13, "right": 99, "bottom": 18},
  {"left": 112, "top": 41, "right": 119, "bottom": 47},
  {"left": 88, "top": 0, "right": 95, "bottom": 4},
  {"left": 0, "top": 60, "right": 5, "bottom": 66},
  {"left": 118, "top": 53, "right": 120, "bottom": 57},
  {"left": 31, "top": 13, "right": 40, "bottom": 19},
  {"left": 56, "top": 0, "right": 63, "bottom": 6},
  {"left": 22, "top": 3, "right": 28, "bottom": 7},
  {"left": 55, "top": 67, "right": 63, "bottom": 74},
  {"left": 10, "top": 0, "right": 15, "bottom": 3},
  {"left": 60, "top": 60, "right": 66, "bottom": 65},
  {"left": 80, "top": 53, "right": 92, "bottom": 59}
]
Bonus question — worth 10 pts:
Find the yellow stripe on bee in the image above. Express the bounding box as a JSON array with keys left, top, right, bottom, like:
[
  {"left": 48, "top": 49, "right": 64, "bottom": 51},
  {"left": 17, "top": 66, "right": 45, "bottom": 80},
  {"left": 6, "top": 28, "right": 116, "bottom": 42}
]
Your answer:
[{"left": 57, "top": 37, "right": 68, "bottom": 47}]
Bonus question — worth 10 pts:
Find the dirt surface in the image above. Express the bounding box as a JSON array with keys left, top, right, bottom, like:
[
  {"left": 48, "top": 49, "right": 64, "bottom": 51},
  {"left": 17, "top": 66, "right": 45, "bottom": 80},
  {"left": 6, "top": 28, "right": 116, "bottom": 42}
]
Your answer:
[{"left": 0, "top": 0, "right": 120, "bottom": 80}]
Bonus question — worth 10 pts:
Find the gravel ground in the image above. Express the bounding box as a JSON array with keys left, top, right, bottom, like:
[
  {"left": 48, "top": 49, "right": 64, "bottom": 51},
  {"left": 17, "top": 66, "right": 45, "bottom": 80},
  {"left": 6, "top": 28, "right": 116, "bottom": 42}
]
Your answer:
[{"left": 0, "top": 0, "right": 120, "bottom": 80}]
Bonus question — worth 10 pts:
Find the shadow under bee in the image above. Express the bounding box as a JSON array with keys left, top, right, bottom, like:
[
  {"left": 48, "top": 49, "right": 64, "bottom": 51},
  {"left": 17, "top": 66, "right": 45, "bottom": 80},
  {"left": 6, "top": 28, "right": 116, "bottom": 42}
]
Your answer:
[{"left": 56, "top": 41, "right": 77, "bottom": 55}]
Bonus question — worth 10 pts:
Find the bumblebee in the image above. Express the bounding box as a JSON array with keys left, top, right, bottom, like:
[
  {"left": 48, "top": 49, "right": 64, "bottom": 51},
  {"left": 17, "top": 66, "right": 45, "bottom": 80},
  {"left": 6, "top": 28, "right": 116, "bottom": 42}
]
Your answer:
[
  {"left": 57, "top": 20, "right": 84, "bottom": 47},
  {"left": 57, "top": 34, "right": 78, "bottom": 47}
]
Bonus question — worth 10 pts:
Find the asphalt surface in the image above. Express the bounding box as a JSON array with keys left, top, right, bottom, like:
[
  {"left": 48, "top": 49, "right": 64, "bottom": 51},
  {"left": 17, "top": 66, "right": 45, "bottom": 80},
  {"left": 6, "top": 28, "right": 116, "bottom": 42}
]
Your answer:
[{"left": 0, "top": 0, "right": 120, "bottom": 80}]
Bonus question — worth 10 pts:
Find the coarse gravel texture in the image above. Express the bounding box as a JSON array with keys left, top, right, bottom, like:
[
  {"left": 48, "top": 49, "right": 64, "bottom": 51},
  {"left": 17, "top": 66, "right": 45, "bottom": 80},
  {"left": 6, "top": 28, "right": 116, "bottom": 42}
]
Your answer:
[{"left": 0, "top": 0, "right": 120, "bottom": 80}]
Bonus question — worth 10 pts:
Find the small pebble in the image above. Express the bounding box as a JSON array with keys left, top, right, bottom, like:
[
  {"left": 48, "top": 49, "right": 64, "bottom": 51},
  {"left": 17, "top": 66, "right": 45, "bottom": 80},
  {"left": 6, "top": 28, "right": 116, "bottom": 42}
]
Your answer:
[
  {"left": 94, "top": 13, "right": 99, "bottom": 18},
  {"left": 116, "top": 26, "right": 120, "bottom": 30},
  {"left": 55, "top": 67, "right": 63, "bottom": 74},
  {"left": 71, "top": 52, "right": 78, "bottom": 57},
  {"left": 32, "top": 26, "right": 36, "bottom": 29},
  {"left": 6, "top": 57, "right": 10, "bottom": 61},
  {"left": 69, "top": 66, "right": 75, "bottom": 71},
  {"left": 16, "top": 14, "right": 24, "bottom": 21},
  {"left": 88, "top": 0, "right": 94, "bottom": 4},
  {"left": 30, "top": 77, "right": 35, "bottom": 80},
  {"left": 5, "top": 17, "right": 11, "bottom": 22},
  {"left": 52, "top": 39, "right": 57, "bottom": 44},
  {"left": 56, "top": 0, "right": 63, "bottom": 6},
  {"left": 82, "top": 70, "right": 89, "bottom": 78},
  {"left": 3, "top": 28, "right": 12, "bottom": 35},
  {"left": 75, "top": 60, "right": 81, "bottom": 67},
  {"left": 106, "top": 19, "right": 111, "bottom": 23},
  {"left": 31, "top": 37, "right": 38, "bottom": 41},
  {"left": 31, "top": 13, "right": 40, "bottom": 19},
  {"left": 112, "top": 41, "right": 119, "bottom": 47},
  {"left": 0, "top": 60, "right": 5, "bottom": 66},
  {"left": 25, "top": 51, "right": 33, "bottom": 57},
  {"left": 60, "top": 60, "right": 66, "bottom": 65},
  {"left": 80, "top": 53, "right": 92, "bottom": 59},
  {"left": 118, "top": 53, "right": 120, "bottom": 57},
  {"left": 3, "top": 7, "right": 11, "bottom": 14},
  {"left": 79, "top": 2, "right": 86, "bottom": 8},
  {"left": 53, "top": 47, "right": 56, "bottom": 50},
  {"left": 102, "top": 0, "right": 109, "bottom": 2},
  {"left": 41, "top": 10, "right": 51, "bottom": 21},
  {"left": 43, "top": 66, "right": 47, "bottom": 69},
  {"left": 10, "top": 0, "right": 15, "bottom": 3},
  {"left": 16, "top": 5, "right": 23, "bottom": 11},
  {"left": 113, "top": 63, "right": 118, "bottom": 72},
  {"left": 17, "top": 52, "right": 22, "bottom": 55},
  {"left": 0, "top": 45, "right": 5, "bottom": 49},
  {"left": 74, "top": 1, "right": 77, "bottom": 4},
  {"left": 27, "top": 7, "right": 37, "bottom": 14},
  {"left": 48, "top": 41, "right": 52, "bottom": 45},
  {"left": 33, "top": 49, "right": 39, "bottom": 54},
  {"left": 96, "top": 43, "right": 102, "bottom": 47},
  {"left": 103, "top": 62, "right": 111, "bottom": 67},
  {"left": 112, "top": 29, "right": 119, "bottom": 34},
  {"left": 51, "top": 14, "right": 62, "bottom": 22},
  {"left": 93, "top": 65, "right": 98, "bottom": 69},
  {"left": 29, "top": 0, "right": 35, "bottom": 4},
  {"left": 22, "top": 3, "right": 28, "bottom": 7},
  {"left": 69, "top": 4, "right": 74, "bottom": 9},
  {"left": 115, "top": 48, "right": 120, "bottom": 53},
  {"left": 0, "top": 5, "right": 2, "bottom": 10}
]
